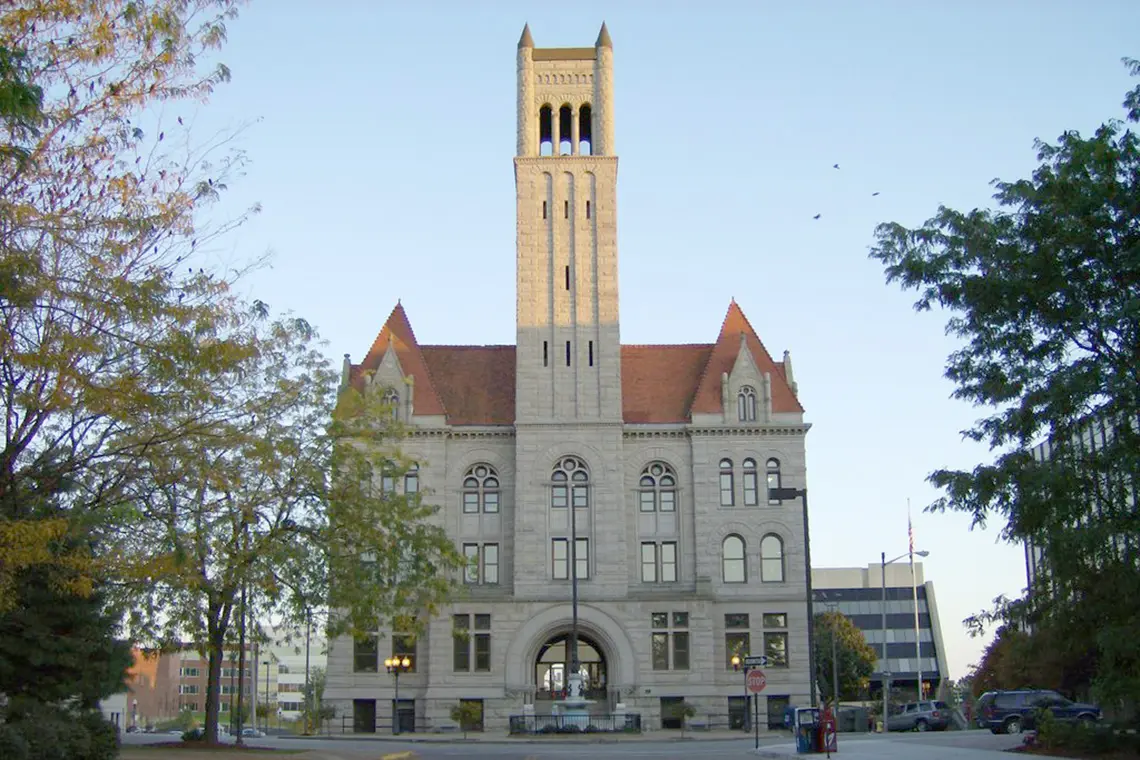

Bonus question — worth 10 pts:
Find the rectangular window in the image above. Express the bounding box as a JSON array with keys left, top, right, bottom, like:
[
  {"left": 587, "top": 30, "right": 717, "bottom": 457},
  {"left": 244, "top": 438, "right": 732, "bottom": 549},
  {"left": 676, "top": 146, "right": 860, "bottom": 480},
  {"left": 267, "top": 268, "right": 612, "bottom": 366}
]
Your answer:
[
  {"left": 551, "top": 484, "right": 568, "bottom": 508},
  {"left": 552, "top": 539, "right": 569, "bottom": 580},
  {"left": 453, "top": 614, "right": 470, "bottom": 672},
  {"left": 543, "top": 341, "right": 548, "bottom": 367},
  {"left": 743, "top": 470, "right": 758, "bottom": 506},
  {"left": 565, "top": 340, "right": 571, "bottom": 366},
  {"left": 353, "top": 635, "right": 378, "bottom": 673},
  {"left": 767, "top": 471, "right": 782, "bottom": 505},
  {"left": 660, "top": 489, "right": 675, "bottom": 512},
  {"left": 463, "top": 544, "right": 479, "bottom": 584},
  {"left": 764, "top": 632, "right": 789, "bottom": 667},
  {"left": 725, "top": 632, "right": 751, "bottom": 668},
  {"left": 639, "top": 490, "right": 656, "bottom": 512},
  {"left": 542, "top": 200, "right": 547, "bottom": 219},
  {"left": 651, "top": 633, "right": 669, "bottom": 670},
  {"left": 463, "top": 492, "right": 479, "bottom": 513},
  {"left": 572, "top": 484, "right": 588, "bottom": 508},
  {"left": 661, "top": 542, "right": 677, "bottom": 582},
  {"left": 673, "top": 632, "right": 690, "bottom": 670},
  {"left": 641, "top": 543, "right": 656, "bottom": 583},
  {"left": 381, "top": 474, "right": 395, "bottom": 494},
  {"left": 725, "top": 613, "right": 750, "bottom": 629},
  {"left": 565, "top": 265, "right": 570, "bottom": 290},
  {"left": 179, "top": 684, "right": 199, "bottom": 695},
  {"left": 575, "top": 537, "right": 590, "bottom": 579},
  {"left": 474, "top": 633, "right": 491, "bottom": 671},
  {"left": 391, "top": 634, "right": 416, "bottom": 672},
  {"left": 484, "top": 490, "right": 500, "bottom": 513},
  {"left": 651, "top": 612, "right": 669, "bottom": 629},
  {"left": 588, "top": 340, "right": 593, "bottom": 366},
  {"left": 586, "top": 200, "right": 591, "bottom": 218},
  {"left": 179, "top": 667, "right": 200, "bottom": 678},
  {"left": 720, "top": 471, "right": 734, "bottom": 506},
  {"left": 483, "top": 544, "right": 499, "bottom": 584},
  {"left": 763, "top": 613, "right": 788, "bottom": 628}
]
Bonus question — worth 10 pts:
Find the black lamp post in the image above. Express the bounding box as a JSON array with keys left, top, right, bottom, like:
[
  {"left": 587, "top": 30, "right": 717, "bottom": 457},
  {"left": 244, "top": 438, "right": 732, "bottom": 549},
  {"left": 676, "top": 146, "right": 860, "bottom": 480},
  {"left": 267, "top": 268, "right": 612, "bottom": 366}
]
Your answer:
[
  {"left": 769, "top": 485, "right": 817, "bottom": 708},
  {"left": 384, "top": 656, "right": 412, "bottom": 735},
  {"left": 261, "top": 660, "right": 270, "bottom": 734}
]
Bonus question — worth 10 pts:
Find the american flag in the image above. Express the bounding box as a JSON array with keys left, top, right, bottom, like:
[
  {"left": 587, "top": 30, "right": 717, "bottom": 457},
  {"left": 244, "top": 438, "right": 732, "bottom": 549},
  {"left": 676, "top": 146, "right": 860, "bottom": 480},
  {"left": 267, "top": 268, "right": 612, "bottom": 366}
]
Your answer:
[{"left": 908, "top": 512, "right": 915, "bottom": 557}]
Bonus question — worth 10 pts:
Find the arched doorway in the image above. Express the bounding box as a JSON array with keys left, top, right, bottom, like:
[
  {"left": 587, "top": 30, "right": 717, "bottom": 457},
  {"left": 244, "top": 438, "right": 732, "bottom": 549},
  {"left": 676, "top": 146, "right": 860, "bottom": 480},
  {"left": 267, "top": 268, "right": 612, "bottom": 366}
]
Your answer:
[{"left": 534, "top": 633, "right": 607, "bottom": 703}]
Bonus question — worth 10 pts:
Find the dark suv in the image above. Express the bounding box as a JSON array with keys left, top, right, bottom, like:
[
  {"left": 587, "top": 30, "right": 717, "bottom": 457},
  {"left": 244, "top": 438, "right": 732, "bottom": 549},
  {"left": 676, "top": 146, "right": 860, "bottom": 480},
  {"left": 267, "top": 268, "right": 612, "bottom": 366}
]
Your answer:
[{"left": 975, "top": 690, "right": 1100, "bottom": 734}]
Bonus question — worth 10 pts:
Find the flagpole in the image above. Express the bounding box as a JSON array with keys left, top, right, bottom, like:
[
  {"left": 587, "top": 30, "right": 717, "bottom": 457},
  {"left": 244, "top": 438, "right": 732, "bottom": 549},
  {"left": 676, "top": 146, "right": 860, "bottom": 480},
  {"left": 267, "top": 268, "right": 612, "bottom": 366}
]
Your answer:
[{"left": 908, "top": 500, "right": 923, "bottom": 700}]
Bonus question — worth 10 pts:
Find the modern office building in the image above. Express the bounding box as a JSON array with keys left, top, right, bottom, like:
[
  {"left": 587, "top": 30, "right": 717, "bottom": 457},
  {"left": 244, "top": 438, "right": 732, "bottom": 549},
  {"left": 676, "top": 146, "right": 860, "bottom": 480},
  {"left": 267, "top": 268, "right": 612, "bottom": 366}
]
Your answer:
[
  {"left": 324, "top": 24, "right": 814, "bottom": 733},
  {"left": 812, "top": 563, "right": 950, "bottom": 700}
]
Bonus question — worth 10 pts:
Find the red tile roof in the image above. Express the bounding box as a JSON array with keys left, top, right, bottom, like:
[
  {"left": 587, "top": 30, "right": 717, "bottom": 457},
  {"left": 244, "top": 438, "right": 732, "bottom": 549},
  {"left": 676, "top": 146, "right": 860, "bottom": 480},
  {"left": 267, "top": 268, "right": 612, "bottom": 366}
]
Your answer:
[
  {"left": 354, "top": 301, "right": 802, "bottom": 425},
  {"left": 691, "top": 300, "right": 803, "bottom": 415}
]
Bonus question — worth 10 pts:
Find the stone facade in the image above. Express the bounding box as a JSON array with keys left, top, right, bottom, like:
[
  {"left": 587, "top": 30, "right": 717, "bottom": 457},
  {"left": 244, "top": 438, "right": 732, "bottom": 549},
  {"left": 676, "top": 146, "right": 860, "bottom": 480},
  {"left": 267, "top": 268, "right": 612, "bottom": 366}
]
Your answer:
[{"left": 325, "top": 24, "right": 812, "bottom": 734}]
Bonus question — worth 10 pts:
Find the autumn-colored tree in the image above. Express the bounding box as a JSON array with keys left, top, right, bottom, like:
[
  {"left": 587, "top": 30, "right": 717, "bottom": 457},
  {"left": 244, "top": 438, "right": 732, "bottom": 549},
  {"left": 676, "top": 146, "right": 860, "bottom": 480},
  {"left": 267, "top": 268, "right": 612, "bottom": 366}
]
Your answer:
[
  {"left": 813, "top": 611, "right": 878, "bottom": 703},
  {"left": 0, "top": 0, "right": 255, "bottom": 610},
  {"left": 111, "top": 313, "right": 461, "bottom": 744}
]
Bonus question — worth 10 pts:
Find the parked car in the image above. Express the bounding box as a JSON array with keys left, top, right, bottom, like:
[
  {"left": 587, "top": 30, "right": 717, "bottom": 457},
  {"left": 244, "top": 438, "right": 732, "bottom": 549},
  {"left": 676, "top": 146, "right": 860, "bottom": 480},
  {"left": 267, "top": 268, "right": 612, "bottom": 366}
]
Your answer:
[
  {"left": 886, "top": 701, "right": 951, "bottom": 732},
  {"left": 241, "top": 728, "right": 265, "bottom": 738},
  {"left": 975, "top": 690, "right": 1100, "bottom": 734}
]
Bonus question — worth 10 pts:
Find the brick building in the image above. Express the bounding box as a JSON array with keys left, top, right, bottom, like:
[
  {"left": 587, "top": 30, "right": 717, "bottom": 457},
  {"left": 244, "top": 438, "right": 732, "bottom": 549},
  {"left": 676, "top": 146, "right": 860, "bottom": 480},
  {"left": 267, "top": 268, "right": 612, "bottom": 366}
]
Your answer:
[{"left": 325, "top": 24, "right": 812, "bottom": 733}]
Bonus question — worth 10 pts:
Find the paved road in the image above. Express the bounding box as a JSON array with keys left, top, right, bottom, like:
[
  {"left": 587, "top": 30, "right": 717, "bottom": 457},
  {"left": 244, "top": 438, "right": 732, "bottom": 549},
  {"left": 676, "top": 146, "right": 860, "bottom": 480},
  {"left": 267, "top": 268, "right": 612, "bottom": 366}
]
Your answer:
[{"left": 122, "top": 729, "right": 1030, "bottom": 760}]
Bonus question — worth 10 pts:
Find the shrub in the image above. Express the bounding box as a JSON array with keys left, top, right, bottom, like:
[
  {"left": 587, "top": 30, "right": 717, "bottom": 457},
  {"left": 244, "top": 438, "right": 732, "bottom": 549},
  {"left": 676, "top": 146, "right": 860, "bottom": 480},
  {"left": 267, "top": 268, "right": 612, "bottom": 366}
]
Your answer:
[
  {"left": 0, "top": 723, "right": 30, "bottom": 760},
  {"left": 1036, "top": 709, "right": 1130, "bottom": 756}
]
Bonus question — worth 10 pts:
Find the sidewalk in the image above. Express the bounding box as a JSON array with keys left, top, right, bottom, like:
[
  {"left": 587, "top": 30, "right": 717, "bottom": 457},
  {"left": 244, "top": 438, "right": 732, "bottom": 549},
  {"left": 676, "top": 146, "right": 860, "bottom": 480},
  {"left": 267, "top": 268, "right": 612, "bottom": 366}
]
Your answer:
[
  {"left": 296, "top": 729, "right": 787, "bottom": 744},
  {"left": 755, "top": 737, "right": 1021, "bottom": 759}
]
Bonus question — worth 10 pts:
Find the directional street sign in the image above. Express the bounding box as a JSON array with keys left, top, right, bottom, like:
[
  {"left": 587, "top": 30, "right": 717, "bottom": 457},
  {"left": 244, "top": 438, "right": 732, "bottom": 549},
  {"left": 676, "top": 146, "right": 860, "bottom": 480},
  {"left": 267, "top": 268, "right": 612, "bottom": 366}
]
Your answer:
[
  {"left": 747, "top": 669, "right": 767, "bottom": 693},
  {"left": 743, "top": 655, "right": 768, "bottom": 667}
]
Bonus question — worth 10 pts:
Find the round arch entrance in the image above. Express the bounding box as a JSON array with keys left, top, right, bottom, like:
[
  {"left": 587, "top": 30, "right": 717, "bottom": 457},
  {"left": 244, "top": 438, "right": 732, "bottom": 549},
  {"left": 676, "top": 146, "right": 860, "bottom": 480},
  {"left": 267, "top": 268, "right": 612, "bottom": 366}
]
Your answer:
[{"left": 534, "top": 633, "right": 608, "bottom": 702}]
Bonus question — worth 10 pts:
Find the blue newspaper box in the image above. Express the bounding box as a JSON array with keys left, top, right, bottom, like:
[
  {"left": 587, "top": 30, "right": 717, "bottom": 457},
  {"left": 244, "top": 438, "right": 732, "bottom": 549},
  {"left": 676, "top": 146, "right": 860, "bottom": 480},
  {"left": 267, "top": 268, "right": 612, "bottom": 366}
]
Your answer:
[{"left": 795, "top": 707, "right": 820, "bottom": 753}]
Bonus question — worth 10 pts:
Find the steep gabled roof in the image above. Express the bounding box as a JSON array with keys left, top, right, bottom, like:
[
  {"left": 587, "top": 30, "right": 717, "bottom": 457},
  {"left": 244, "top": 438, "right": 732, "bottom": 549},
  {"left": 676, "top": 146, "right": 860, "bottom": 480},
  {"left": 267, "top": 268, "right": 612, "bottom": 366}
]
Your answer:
[
  {"left": 621, "top": 345, "right": 711, "bottom": 423},
  {"left": 358, "top": 303, "right": 447, "bottom": 416},
  {"left": 690, "top": 300, "right": 803, "bottom": 415},
  {"left": 420, "top": 346, "right": 516, "bottom": 425}
]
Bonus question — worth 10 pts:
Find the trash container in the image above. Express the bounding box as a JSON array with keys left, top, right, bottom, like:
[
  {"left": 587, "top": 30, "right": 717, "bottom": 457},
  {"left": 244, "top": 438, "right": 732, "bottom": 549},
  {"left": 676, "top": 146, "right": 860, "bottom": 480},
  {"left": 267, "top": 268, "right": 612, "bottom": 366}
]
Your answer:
[{"left": 794, "top": 708, "right": 820, "bottom": 753}]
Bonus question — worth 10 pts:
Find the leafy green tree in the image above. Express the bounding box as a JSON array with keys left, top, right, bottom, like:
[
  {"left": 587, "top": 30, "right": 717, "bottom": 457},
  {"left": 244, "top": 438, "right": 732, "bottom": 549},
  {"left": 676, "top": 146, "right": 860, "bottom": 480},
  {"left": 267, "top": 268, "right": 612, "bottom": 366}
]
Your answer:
[
  {"left": 868, "top": 57, "right": 1140, "bottom": 711},
  {"left": 0, "top": 0, "right": 255, "bottom": 612},
  {"left": 449, "top": 701, "right": 482, "bottom": 739},
  {"left": 813, "top": 611, "right": 877, "bottom": 703}
]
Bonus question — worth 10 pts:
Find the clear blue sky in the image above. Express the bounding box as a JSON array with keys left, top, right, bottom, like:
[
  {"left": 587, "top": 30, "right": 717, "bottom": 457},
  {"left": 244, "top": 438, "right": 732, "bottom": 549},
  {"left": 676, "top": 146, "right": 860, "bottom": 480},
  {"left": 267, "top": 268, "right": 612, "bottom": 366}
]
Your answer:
[{"left": 193, "top": 1, "right": 1140, "bottom": 680}]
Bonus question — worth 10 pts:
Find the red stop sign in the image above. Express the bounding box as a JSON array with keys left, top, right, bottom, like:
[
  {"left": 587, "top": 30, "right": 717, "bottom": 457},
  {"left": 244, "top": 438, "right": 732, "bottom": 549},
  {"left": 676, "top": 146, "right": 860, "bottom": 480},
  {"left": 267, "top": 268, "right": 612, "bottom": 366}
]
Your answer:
[{"left": 747, "top": 669, "right": 767, "bottom": 693}]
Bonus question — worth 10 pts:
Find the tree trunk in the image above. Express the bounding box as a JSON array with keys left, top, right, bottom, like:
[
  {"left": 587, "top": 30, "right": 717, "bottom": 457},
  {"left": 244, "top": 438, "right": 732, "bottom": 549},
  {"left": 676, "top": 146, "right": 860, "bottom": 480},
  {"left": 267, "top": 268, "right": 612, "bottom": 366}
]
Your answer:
[{"left": 204, "top": 605, "right": 229, "bottom": 744}]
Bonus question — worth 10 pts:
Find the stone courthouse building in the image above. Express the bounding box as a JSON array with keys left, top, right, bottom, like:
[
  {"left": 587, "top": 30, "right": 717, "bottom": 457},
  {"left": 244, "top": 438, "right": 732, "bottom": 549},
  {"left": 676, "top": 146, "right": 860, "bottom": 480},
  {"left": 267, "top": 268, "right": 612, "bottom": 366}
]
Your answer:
[{"left": 325, "top": 24, "right": 813, "bottom": 733}]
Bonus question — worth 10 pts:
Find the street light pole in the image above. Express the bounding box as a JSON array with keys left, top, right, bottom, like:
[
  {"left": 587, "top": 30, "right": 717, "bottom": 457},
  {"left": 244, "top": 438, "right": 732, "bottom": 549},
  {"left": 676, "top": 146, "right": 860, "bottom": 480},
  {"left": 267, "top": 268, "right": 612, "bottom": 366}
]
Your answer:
[
  {"left": 881, "top": 548, "right": 929, "bottom": 731},
  {"left": 262, "top": 660, "right": 270, "bottom": 734},
  {"left": 384, "top": 656, "right": 411, "bottom": 735}
]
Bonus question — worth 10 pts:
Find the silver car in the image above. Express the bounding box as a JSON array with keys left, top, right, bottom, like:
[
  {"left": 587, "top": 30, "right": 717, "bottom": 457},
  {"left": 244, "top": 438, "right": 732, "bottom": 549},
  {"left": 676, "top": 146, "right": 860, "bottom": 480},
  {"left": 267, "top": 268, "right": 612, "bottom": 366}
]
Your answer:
[{"left": 886, "top": 701, "right": 951, "bottom": 732}]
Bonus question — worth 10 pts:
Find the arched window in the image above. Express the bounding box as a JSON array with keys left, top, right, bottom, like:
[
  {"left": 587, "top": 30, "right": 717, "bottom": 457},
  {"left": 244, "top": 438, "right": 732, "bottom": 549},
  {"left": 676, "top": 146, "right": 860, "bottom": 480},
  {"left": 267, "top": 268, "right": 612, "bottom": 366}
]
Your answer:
[
  {"left": 722, "top": 535, "right": 746, "bottom": 583},
  {"left": 381, "top": 388, "right": 399, "bottom": 421},
  {"left": 578, "top": 103, "right": 593, "bottom": 155},
  {"left": 539, "top": 104, "right": 553, "bottom": 156},
  {"left": 551, "top": 456, "right": 589, "bottom": 509},
  {"left": 462, "top": 464, "right": 500, "bottom": 514},
  {"left": 761, "top": 534, "right": 785, "bottom": 582},
  {"left": 558, "top": 104, "right": 573, "bottom": 156},
  {"left": 638, "top": 462, "right": 676, "bottom": 512},
  {"left": 742, "top": 458, "right": 758, "bottom": 506},
  {"left": 767, "top": 459, "right": 782, "bottom": 505},
  {"left": 738, "top": 386, "right": 757, "bottom": 422},
  {"left": 404, "top": 464, "right": 419, "bottom": 495},
  {"left": 719, "top": 458, "right": 734, "bottom": 506}
]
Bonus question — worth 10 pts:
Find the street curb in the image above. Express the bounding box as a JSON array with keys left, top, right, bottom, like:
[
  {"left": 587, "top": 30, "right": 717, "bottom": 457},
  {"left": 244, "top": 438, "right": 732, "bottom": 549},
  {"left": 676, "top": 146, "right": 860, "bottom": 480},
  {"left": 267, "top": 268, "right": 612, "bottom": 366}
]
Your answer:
[{"left": 283, "top": 733, "right": 777, "bottom": 745}]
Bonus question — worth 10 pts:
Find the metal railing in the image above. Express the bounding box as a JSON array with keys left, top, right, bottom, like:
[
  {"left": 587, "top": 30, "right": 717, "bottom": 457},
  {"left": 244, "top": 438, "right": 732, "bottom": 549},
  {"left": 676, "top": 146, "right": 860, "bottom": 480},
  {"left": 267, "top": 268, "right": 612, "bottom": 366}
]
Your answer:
[{"left": 509, "top": 713, "right": 642, "bottom": 735}]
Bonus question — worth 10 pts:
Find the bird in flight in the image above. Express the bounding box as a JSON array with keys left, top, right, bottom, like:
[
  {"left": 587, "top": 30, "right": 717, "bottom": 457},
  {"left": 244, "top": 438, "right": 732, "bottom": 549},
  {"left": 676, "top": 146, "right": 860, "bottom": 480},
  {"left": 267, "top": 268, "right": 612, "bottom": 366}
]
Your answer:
[
  {"left": 833, "top": 163, "right": 840, "bottom": 170},
  {"left": 872, "top": 191, "right": 880, "bottom": 197},
  {"left": 813, "top": 213, "right": 822, "bottom": 220}
]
